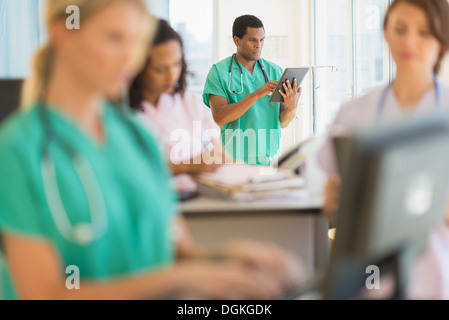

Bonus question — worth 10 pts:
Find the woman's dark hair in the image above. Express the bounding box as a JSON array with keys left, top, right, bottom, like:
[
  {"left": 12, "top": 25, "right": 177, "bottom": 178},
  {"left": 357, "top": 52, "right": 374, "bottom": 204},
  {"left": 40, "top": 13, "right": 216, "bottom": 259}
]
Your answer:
[
  {"left": 129, "top": 19, "right": 188, "bottom": 110},
  {"left": 384, "top": 0, "right": 449, "bottom": 74},
  {"left": 233, "top": 15, "right": 265, "bottom": 39}
]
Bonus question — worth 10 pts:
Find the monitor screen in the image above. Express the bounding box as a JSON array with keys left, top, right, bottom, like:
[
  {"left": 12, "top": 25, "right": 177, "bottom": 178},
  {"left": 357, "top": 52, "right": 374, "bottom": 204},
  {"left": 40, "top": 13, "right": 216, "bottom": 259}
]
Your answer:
[
  {"left": 0, "top": 79, "right": 23, "bottom": 123},
  {"left": 323, "top": 110, "right": 449, "bottom": 299}
]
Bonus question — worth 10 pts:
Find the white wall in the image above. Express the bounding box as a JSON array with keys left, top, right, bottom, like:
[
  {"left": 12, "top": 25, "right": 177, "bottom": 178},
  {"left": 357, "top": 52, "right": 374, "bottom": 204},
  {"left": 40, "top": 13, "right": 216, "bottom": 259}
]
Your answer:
[{"left": 215, "top": 0, "right": 313, "bottom": 154}]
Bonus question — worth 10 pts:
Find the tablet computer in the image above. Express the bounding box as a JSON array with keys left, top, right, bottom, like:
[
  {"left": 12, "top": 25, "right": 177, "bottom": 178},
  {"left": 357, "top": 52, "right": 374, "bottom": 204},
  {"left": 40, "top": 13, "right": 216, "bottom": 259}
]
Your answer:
[{"left": 268, "top": 68, "right": 309, "bottom": 103}]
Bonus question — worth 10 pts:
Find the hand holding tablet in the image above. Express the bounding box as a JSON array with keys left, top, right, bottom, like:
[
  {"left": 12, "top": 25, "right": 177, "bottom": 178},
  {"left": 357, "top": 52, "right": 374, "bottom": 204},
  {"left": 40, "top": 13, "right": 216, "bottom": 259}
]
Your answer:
[{"left": 268, "top": 68, "right": 309, "bottom": 103}]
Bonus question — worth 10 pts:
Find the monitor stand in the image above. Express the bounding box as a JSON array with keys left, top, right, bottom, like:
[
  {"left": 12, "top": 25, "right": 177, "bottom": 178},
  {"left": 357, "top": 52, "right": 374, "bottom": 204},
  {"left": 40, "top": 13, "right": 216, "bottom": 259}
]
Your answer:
[
  {"left": 379, "top": 243, "right": 415, "bottom": 300},
  {"left": 322, "top": 243, "right": 415, "bottom": 300}
]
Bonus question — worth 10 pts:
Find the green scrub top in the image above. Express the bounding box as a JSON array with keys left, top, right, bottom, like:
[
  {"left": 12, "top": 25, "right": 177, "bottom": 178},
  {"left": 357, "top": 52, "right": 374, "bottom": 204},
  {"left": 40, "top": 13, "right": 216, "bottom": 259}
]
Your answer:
[
  {"left": 203, "top": 56, "right": 284, "bottom": 165},
  {"left": 0, "top": 102, "right": 178, "bottom": 300}
]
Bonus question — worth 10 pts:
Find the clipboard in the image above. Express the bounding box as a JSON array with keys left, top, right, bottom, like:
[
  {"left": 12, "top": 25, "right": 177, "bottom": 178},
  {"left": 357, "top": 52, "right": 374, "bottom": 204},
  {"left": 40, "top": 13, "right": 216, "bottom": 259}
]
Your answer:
[{"left": 268, "top": 68, "right": 309, "bottom": 103}]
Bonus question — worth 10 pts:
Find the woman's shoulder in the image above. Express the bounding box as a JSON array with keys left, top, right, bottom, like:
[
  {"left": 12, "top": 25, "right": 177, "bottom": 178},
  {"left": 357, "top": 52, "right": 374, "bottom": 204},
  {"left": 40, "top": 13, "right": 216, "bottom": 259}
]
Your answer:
[
  {"left": 333, "top": 88, "right": 384, "bottom": 126},
  {"left": 174, "top": 91, "right": 216, "bottom": 127},
  {"left": 178, "top": 91, "right": 202, "bottom": 103},
  {"left": 180, "top": 91, "right": 211, "bottom": 111},
  {"left": 0, "top": 106, "right": 43, "bottom": 155},
  {"left": 340, "top": 88, "right": 384, "bottom": 112}
]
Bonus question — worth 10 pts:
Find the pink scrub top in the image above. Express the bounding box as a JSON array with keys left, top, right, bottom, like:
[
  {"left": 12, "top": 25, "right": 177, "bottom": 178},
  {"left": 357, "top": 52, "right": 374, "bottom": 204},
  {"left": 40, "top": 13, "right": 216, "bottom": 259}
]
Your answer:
[{"left": 139, "top": 91, "right": 220, "bottom": 192}]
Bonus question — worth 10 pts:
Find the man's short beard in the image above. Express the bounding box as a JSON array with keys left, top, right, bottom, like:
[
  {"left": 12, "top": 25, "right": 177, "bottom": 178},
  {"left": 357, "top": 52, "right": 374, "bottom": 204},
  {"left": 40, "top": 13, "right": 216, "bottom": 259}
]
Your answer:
[{"left": 239, "top": 51, "right": 259, "bottom": 62}]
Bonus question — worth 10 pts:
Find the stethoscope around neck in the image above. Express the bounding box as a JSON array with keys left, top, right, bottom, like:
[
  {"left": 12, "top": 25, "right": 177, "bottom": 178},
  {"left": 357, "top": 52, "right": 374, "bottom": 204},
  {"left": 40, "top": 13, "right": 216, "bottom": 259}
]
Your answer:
[
  {"left": 377, "top": 75, "right": 441, "bottom": 122},
  {"left": 38, "top": 104, "right": 109, "bottom": 246},
  {"left": 228, "top": 53, "right": 269, "bottom": 94},
  {"left": 38, "top": 94, "right": 159, "bottom": 246}
]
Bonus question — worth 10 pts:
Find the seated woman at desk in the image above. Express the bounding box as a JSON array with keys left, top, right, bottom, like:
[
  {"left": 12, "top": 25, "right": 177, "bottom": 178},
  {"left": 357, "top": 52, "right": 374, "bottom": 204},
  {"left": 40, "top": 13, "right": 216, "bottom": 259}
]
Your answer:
[
  {"left": 0, "top": 0, "right": 302, "bottom": 299},
  {"left": 317, "top": 0, "right": 449, "bottom": 299},
  {"left": 129, "top": 19, "right": 229, "bottom": 193}
]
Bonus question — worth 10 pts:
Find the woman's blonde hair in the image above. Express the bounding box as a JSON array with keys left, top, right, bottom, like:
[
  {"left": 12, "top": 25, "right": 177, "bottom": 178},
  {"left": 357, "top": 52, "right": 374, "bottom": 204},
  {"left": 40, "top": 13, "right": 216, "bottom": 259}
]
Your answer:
[{"left": 22, "top": 0, "right": 154, "bottom": 108}]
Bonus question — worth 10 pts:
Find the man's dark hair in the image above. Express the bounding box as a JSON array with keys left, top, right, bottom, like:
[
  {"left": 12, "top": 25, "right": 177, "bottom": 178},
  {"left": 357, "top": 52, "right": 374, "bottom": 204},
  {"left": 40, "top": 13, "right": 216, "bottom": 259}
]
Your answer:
[{"left": 232, "top": 15, "right": 265, "bottom": 39}]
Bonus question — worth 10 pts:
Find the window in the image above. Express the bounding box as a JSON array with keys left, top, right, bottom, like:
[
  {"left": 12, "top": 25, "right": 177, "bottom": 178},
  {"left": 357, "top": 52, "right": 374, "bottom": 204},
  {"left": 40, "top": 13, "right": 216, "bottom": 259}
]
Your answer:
[
  {"left": 354, "top": 0, "right": 389, "bottom": 96},
  {"left": 169, "top": 0, "right": 214, "bottom": 94},
  {"left": 0, "top": 0, "right": 44, "bottom": 78},
  {"left": 313, "top": 0, "right": 392, "bottom": 135},
  {"left": 314, "top": 0, "right": 350, "bottom": 135},
  {"left": 1, "top": 0, "right": 159, "bottom": 79}
]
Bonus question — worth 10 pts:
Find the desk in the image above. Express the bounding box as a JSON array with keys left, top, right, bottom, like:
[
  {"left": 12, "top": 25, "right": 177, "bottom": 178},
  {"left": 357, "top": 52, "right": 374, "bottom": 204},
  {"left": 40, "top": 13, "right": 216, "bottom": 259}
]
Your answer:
[
  {"left": 181, "top": 193, "right": 328, "bottom": 273},
  {"left": 181, "top": 137, "right": 330, "bottom": 274}
]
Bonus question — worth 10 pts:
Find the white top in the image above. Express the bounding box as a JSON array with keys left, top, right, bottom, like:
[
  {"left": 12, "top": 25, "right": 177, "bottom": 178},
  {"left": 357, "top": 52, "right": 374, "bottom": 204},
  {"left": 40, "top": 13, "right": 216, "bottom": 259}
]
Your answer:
[
  {"left": 138, "top": 91, "right": 220, "bottom": 192},
  {"left": 317, "top": 85, "right": 449, "bottom": 174},
  {"left": 316, "top": 83, "right": 449, "bottom": 300}
]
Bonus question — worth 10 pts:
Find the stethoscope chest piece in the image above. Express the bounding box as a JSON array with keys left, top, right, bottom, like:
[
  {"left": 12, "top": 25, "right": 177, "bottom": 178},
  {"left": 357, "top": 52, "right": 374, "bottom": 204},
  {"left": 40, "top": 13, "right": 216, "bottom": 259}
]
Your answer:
[{"left": 73, "top": 223, "right": 95, "bottom": 246}]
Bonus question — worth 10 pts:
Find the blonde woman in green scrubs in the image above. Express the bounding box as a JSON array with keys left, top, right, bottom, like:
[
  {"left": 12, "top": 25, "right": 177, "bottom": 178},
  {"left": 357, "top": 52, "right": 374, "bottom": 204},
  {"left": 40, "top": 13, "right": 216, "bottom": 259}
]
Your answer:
[{"left": 0, "top": 0, "right": 302, "bottom": 300}]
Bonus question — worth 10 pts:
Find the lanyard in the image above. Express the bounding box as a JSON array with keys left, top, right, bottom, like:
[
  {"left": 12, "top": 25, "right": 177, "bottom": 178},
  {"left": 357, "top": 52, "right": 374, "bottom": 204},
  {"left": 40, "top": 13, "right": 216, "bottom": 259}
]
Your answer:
[{"left": 377, "top": 76, "right": 441, "bottom": 123}]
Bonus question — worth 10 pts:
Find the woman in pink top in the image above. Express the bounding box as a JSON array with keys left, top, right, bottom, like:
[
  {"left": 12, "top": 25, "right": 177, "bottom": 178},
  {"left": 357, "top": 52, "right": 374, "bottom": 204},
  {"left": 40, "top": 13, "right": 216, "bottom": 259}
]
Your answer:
[{"left": 129, "top": 20, "right": 227, "bottom": 192}]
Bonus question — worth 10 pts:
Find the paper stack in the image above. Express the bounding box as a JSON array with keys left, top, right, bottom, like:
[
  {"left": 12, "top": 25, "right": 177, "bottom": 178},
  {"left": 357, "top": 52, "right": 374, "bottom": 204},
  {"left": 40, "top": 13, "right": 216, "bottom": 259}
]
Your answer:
[{"left": 194, "top": 164, "right": 306, "bottom": 201}]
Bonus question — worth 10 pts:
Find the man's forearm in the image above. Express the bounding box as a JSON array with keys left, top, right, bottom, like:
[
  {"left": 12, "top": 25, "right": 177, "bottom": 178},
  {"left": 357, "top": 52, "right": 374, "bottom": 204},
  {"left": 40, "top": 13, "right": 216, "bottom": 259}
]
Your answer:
[
  {"left": 212, "top": 92, "right": 261, "bottom": 126},
  {"left": 280, "top": 107, "right": 296, "bottom": 128}
]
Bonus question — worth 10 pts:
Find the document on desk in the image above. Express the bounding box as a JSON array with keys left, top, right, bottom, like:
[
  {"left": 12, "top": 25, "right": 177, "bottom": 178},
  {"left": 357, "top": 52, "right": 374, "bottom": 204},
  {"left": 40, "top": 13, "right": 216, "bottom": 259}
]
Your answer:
[{"left": 194, "top": 164, "right": 307, "bottom": 201}]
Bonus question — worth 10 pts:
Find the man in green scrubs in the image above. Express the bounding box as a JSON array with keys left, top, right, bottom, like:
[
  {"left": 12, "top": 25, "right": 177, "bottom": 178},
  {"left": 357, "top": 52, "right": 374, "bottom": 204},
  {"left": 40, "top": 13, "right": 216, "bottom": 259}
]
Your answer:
[{"left": 203, "top": 15, "right": 302, "bottom": 166}]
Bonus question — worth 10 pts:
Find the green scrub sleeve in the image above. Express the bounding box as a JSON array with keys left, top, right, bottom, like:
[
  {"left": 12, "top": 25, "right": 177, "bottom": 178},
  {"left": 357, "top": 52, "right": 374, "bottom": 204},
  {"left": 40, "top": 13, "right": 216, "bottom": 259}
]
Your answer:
[
  {"left": 0, "top": 147, "right": 48, "bottom": 248},
  {"left": 203, "top": 64, "right": 229, "bottom": 108}
]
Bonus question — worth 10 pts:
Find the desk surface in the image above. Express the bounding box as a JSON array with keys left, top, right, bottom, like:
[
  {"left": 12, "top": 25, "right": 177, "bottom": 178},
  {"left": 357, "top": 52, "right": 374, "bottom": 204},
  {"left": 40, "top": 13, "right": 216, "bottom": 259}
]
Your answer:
[
  {"left": 181, "top": 137, "right": 327, "bottom": 215},
  {"left": 181, "top": 191, "right": 323, "bottom": 214}
]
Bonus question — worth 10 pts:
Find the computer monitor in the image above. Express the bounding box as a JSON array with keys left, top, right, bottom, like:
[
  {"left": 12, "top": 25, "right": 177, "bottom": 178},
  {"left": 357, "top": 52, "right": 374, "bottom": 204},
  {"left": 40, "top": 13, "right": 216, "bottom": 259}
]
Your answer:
[
  {"left": 323, "top": 110, "right": 449, "bottom": 300},
  {"left": 332, "top": 135, "right": 353, "bottom": 180},
  {"left": 277, "top": 137, "right": 314, "bottom": 174},
  {"left": 0, "top": 79, "right": 23, "bottom": 123}
]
